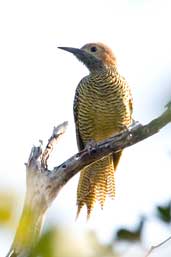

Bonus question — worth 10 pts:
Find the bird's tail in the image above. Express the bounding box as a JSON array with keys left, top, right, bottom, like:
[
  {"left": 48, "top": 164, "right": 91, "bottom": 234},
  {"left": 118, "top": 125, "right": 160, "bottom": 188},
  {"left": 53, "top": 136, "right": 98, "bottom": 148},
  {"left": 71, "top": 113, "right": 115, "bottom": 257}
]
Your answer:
[{"left": 76, "top": 153, "right": 117, "bottom": 219}]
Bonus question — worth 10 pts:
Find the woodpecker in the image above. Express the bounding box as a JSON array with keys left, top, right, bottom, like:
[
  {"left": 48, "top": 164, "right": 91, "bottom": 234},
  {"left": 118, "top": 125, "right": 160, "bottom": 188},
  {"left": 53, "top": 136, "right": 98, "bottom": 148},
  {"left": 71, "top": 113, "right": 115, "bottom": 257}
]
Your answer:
[{"left": 59, "top": 43, "right": 133, "bottom": 218}]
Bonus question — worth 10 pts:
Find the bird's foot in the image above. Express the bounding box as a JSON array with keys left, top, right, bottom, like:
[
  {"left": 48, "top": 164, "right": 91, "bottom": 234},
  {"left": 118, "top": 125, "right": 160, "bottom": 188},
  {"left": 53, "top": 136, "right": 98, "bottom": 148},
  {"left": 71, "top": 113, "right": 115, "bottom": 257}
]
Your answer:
[
  {"left": 117, "top": 120, "right": 142, "bottom": 136},
  {"left": 85, "top": 139, "right": 97, "bottom": 155},
  {"left": 128, "top": 120, "right": 142, "bottom": 131}
]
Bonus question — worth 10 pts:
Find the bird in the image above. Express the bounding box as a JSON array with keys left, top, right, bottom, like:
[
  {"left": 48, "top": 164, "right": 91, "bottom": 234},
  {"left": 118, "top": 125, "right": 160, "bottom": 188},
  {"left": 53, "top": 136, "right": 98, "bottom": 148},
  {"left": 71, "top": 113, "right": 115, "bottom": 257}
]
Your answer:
[{"left": 58, "top": 43, "right": 133, "bottom": 218}]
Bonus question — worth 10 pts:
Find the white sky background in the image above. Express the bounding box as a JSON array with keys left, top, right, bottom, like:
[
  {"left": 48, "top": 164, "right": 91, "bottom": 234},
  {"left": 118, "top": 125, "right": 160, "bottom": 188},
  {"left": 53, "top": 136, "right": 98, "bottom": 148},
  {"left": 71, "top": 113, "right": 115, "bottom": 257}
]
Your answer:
[{"left": 0, "top": 0, "right": 171, "bottom": 255}]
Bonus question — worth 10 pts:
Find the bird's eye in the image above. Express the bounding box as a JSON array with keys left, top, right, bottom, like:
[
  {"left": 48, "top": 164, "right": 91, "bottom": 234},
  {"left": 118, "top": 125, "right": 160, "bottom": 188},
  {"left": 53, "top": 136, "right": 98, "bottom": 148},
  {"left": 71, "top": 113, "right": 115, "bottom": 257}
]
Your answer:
[{"left": 90, "top": 46, "right": 97, "bottom": 52}]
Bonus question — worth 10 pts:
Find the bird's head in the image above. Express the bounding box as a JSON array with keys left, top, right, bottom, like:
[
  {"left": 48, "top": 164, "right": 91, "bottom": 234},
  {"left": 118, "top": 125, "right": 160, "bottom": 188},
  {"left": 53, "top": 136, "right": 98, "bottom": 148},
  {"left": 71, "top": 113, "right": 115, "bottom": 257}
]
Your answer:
[{"left": 58, "top": 43, "right": 117, "bottom": 72}]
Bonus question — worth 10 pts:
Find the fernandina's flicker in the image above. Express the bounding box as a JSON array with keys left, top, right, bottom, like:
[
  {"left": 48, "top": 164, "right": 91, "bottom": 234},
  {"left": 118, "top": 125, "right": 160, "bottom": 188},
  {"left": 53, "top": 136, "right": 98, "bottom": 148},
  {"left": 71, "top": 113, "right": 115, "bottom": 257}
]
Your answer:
[{"left": 58, "top": 43, "right": 133, "bottom": 218}]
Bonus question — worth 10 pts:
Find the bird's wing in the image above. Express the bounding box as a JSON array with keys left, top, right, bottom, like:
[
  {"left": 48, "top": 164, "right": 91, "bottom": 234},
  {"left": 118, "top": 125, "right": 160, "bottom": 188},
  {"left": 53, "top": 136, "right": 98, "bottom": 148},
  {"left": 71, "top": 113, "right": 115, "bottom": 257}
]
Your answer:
[
  {"left": 73, "top": 85, "right": 85, "bottom": 151},
  {"left": 112, "top": 78, "right": 133, "bottom": 170},
  {"left": 112, "top": 151, "right": 122, "bottom": 170},
  {"left": 123, "top": 76, "right": 133, "bottom": 117},
  {"left": 128, "top": 87, "right": 133, "bottom": 117}
]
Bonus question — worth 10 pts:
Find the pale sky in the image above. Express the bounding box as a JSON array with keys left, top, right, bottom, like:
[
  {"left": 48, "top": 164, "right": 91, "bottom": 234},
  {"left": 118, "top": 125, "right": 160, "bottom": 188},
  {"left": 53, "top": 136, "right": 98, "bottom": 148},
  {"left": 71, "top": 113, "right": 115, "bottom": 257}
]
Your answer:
[{"left": 0, "top": 0, "right": 171, "bottom": 256}]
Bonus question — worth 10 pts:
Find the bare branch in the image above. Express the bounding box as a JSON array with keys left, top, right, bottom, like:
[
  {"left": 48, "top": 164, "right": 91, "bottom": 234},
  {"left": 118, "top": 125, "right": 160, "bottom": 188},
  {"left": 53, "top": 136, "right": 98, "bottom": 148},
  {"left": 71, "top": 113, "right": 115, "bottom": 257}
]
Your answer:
[
  {"left": 145, "top": 235, "right": 171, "bottom": 257},
  {"left": 6, "top": 102, "right": 171, "bottom": 257},
  {"left": 41, "top": 121, "right": 68, "bottom": 168},
  {"left": 6, "top": 122, "right": 68, "bottom": 257}
]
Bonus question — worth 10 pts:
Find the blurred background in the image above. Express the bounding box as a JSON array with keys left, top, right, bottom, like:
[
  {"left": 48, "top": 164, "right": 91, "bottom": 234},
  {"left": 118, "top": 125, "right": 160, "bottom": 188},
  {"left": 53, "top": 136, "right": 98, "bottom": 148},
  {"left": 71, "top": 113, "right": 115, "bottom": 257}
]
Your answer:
[{"left": 0, "top": 0, "right": 171, "bottom": 256}]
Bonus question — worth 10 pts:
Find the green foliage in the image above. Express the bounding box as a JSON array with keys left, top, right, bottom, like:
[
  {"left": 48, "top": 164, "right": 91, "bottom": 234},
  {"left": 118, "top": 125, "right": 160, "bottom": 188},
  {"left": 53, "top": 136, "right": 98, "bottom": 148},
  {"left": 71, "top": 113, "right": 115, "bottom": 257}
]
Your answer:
[
  {"left": 1, "top": 192, "right": 171, "bottom": 257},
  {"left": 115, "top": 216, "right": 146, "bottom": 242},
  {"left": 0, "top": 192, "right": 15, "bottom": 225},
  {"left": 156, "top": 201, "right": 171, "bottom": 224},
  {"left": 29, "top": 227, "right": 119, "bottom": 257},
  {"left": 29, "top": 229, "right": 56, "bottom": 257}
]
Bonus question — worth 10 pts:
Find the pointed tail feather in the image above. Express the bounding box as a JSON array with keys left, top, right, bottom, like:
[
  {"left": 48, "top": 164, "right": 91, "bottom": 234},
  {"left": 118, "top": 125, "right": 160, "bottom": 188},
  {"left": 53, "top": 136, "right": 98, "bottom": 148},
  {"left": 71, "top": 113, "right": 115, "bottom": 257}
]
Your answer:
[{"left": 76, "top": 154, "right": 116, "bottom": 218}]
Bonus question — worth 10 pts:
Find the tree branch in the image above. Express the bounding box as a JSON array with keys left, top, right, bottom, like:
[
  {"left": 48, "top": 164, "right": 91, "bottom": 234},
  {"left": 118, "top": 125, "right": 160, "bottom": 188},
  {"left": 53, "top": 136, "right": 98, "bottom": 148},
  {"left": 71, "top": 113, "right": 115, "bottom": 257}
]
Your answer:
[
  {"left": 51, "top": 101, "right": 171, "bottom": 187},
  {"left": 145, "top": 235, "right": 171, "bottom": 257},
  {"left": 6, "top": 102, "right": 171, "bottom": 257},
  {"left": 6, "top": 122, "right": 68, "bottom": 257}
]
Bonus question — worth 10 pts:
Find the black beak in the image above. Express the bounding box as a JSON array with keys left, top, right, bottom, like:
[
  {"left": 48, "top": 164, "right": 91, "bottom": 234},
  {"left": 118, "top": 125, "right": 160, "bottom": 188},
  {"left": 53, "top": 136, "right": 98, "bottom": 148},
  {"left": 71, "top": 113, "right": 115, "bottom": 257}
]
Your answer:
[
  {"left": 58, "top": 46, "right": 101, "bottom": 71},
  {"left": 58, "top": 47, "right": 85, "bottom": 57}
]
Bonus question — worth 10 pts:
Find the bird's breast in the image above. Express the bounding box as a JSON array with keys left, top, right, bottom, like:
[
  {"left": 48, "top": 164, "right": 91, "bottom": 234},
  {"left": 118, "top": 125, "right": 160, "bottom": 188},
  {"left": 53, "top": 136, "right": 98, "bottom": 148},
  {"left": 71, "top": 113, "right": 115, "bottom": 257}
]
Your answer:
[{"left": 77, "top": 73, "right": 132, "bottom": 143}]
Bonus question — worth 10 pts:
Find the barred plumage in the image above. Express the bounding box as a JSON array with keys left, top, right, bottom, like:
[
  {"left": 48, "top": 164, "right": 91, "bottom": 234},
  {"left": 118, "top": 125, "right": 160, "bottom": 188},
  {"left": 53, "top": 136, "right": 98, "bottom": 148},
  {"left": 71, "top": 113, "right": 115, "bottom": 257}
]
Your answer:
[{"left": 59, "top": 43, "right": 133, "bottom": 218}]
